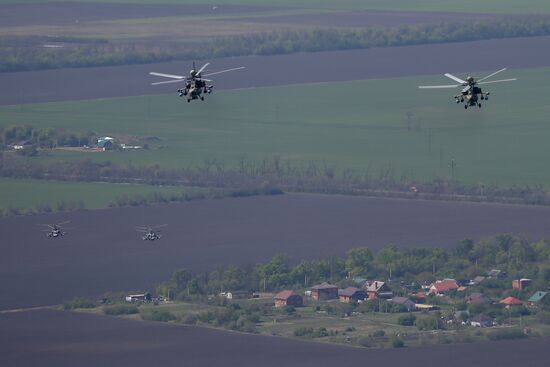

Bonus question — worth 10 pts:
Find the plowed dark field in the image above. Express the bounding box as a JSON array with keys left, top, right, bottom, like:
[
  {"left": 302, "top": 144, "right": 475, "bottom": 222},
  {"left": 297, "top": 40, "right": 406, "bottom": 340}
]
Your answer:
[
  {"left": 1, "top": 309, "right": 549, "bottom": 367},
  {"left": 2, "top": 36, "right": 550, "bottom": 105},
  {"left": 2, "top": 194, "right": 550, "bottom": 310}
]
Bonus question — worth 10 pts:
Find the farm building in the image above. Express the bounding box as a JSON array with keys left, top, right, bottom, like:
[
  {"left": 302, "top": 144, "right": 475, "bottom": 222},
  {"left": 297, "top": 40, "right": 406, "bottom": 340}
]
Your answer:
[
  {"left": 429, "top": 279, "right": 459, "bottom": 295},
  {"left": 274, "top": 290, "right": 303, "bottom": 308},
  {"left": 512, "top": 278, "right": 532, "bottom": 290},
  {"left": 528, "top": 291, "right": 548, "bottom": 308},
  {"left": 470, "top": 314, "right": 494, "bottom": 327},
  {"left": 338, "top": 287, "right": 367, "bottom": 303},
  {"left": 391, "top": 297, "right": 416, "bottom": 311},
  {"left": 310, "top": 282, "right": 338, "bottom": 300},
  {"left": 97, "top": 136, "right": 114, "bottom": 151},
  {"left": 365, "top": 281, "right": 393, "bottom": 299},
  {"left": 125, "top": 293, "right": 151, "bottom": 303}
]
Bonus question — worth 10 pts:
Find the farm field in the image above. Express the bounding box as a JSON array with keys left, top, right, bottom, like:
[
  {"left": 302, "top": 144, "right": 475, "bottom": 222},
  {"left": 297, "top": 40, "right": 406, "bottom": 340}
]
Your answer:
[
  {"left": 1, "top": 0, "right": 550, "bottom": 14},
  {"left": 2, "top": 66, "right": 550, "bottom": 186},
  {"left": 1, "top": 309, "right": 549, "bottom": 367},
  {"left": 0, "top": 177, "right": 200, "bottom": 211},
  {"left": 3, "top": 193, "right": 550, "bottom": 310}
]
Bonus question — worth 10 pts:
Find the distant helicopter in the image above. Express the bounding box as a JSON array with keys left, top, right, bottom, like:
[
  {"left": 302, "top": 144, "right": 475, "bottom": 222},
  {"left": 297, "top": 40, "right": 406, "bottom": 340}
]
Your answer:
[
  {"left": 136, "top": 224, "right": 167, "bottom": 241},
  {"left": 419, "top": 68, "right": 516, "bottom": 109},
  {"left": 40, "top": 221, "right": 70, "bottom": 238},
  {"left": 149, "top": 62, "right": 245, "bottom": 102}
]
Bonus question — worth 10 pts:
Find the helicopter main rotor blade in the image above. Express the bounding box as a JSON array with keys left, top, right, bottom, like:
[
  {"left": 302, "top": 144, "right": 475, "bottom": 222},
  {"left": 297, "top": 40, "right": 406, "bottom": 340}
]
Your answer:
[
  {"left": 444, "top": 73, "right": 467, "bottom": 84},
  {"left": 196, "top": 62, "right": 210, "bottom": 75},
  {"left": 57, "top": 220, "right": 71, "bottom": 226},
  {"left": 203, "top": 66, "right": 245, "bottom": 77},
  {"left": 149, "top": 72, "right": 186, "bottom": 80},
  {"left": 151, "top": 79, "right": 187, "bottom": 86},
  {"left": 418, "top": 84, "right": 461, "bottom": 89},
  {"left": 477, "top": 78, "right": 517, "bottom": 85},
  {"left": 477, "top": 68, "right": 507, "bottom": 82}
]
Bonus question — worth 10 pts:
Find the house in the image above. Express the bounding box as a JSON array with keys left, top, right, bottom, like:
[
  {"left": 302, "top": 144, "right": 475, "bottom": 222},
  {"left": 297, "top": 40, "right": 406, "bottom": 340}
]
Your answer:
[
  {"left": 429, "top": 279, "right": 459, "bottom": 295},
  {"left": 499, "top": 296, "right": 523, "bottom": 307},
  {"left": 339, "top": 287, "right": 367, "bottom": 303},
  {"left": 470, "top": 314, "right": 494, "bottom": 327},
  {"left": 528, "top": 291, "right": 548, "bottom": 308},
  {"left": 512, "top": 278, "right": 532, "bottom": 290},
  {"left": 470, "top": 276, "right": 486, "bottom": 285},
  {"left": 391, "top": 297, "right": 416, "bottom": 311},
  {"left": 310, "top": 282, "right": 339, "bottom": 300},
  {"left": 365, "top": 281, "right": 393, "bottom": 299},
  {"left": 125, "top": 293, "right": 151, "bottom": 303},
  {"left": 487, "top": 269, "right": 506, "bottom": 279},
  {"left": 274, "top": 290, "right": 303, "bottom": 308},
  {"left": 97, "top": 136, "right": 114, "bottom": 151},
  {"left": 410, "top": 292, "right": 427, "bottom": 303},
  {"left": 466, "top": 292, "right": 490, "bottom": 305}
]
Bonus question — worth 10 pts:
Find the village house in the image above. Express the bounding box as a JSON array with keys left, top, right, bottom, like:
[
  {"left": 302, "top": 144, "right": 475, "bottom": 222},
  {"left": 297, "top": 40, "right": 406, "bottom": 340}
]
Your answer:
[
  {"left": 470, "top": 314, "right": 494, "bottom": 327},
  {"left": 429, "top": 279, "right": 459, "bottom": 295},
  {"left": 391, "top": 297, "right": 416, "bottom": 311},
  {"left": 466, "top": 292, "right": 490, "bottom": 305},
  {"left": 500, "top": 296, "right": 523, "bottom": 307},
  {"left": 512, "top": 278, "right": 532, "bottom": 290},
  {"left": 365, "top": 281, "right": 393, "bottom": 300},
  {"left": 528, "top": 291, "right": 548, "bottom": 308},
  {"left": 125, "top": 293, "right": 152, "bottom": 303},
  {"left": 310, "top": 282, "right": 339, "bottom": 300},
  {"left": 274, "top": 290, "right": 303, "bottom": 308},
  {"left": 339, "top": 287, "right": 367, "bottom": 303}
]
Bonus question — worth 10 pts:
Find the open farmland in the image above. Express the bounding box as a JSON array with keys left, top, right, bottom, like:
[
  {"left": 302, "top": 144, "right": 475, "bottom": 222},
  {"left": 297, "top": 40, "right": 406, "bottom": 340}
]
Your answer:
[
  {"left": 1, "top": 309, "right": 549, "bottom": 367},
  {"left": 0, "top": 177, "right": 200, "bottom": 211},
  {"left": 2, "top": 193, "right": 550, "bottom": 310},
  {"left": 1, "top": 65, "right": 550, "bottom": 186},
  {"left": 1, "top": 0, "right": 550, "bottom": 14}
]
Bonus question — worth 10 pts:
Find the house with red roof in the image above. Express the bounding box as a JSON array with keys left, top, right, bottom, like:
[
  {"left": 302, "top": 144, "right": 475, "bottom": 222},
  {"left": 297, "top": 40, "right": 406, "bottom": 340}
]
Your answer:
[
  {"left": 499, "top": 296, "right": 523, "bottom": 307},
  {"left": 310, "top": 282, "right": 339, "bottom": 301},
  {"left": 429, "top": 279, "right": 459, "bottom": 295}
]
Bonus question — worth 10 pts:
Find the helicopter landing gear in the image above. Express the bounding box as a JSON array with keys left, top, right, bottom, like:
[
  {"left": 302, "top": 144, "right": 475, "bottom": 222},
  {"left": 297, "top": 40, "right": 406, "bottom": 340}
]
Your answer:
[
  {"left": 200, "top": 96, "right": 204, "bottom": 101},
  {"left": 187, "top": 99, "right": 191, "bottom": 103},
  {"left": 464, "top": 105, "right": 468, "bottom": 109},
  {"left": 478, "top": 103, "right": 482, "bottom": 108}
]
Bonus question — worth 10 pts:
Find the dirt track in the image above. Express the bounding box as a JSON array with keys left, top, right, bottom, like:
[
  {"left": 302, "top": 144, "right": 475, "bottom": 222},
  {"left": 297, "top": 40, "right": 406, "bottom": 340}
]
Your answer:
[
  {"left": 2, "top": 36, "right": 550, "bottom": 106},
  {"left": 1, "top": 308, "right": 549, "bottom": 367},
  {"left": 2, "top": 193, "right": 550, "bottom": 310}
]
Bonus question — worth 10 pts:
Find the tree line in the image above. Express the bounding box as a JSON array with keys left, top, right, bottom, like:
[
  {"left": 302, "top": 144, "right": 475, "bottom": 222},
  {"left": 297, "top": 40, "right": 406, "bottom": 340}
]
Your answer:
[{"left": 2, "top": 16, "right": 550, "bottom": 72}]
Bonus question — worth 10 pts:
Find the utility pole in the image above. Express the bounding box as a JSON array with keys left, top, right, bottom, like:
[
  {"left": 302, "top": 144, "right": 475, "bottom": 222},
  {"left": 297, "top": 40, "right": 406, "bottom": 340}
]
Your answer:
[{"left": 448, "top": 157, "right": 457, "bottom": 179}]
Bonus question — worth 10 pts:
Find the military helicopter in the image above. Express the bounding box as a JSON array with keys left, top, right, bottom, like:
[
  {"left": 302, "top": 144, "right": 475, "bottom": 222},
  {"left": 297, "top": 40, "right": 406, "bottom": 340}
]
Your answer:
[
  {"left": 419, "top": 68, "right": 516, "bottom": 109},
  {"left": 40, "top": 221, "right": 70, "bottom": 238},
  {"left": 149, "top": 62, "right": 245, "bottom": 102},
  {"left": 136, "top": 224, "right": 167, "bottom": 241}
]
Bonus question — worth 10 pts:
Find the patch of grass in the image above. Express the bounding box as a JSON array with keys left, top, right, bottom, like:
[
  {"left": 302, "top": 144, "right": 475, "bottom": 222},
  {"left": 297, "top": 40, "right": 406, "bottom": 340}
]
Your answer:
[
  {"left": 2, "top": 67, "right": 550, "bottom": 187},
  {"left": 103, "top": 303, "right": 139, "bottom": 315},
  {"left": 0, "top": 177, "right": 200, "bottom": 211},
  {"left": 63, "top": 297, "right": 96, "bottom": 310}
]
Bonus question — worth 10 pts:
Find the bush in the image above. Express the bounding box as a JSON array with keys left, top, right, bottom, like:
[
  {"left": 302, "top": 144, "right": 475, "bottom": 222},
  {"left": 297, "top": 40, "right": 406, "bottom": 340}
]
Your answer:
[
  {"left": 487, "top": 328, "right": 526, "bottom": 341},
  {"left": 537, "top": 310, "right": 550, "bottom": 324},
  {"left": 416, "top": 316, "right": 444, "bottom": 331},
  {"left": 358, "top": 336, "right": 372, "bottom": 347},
  {"left": 103, "top": 304, "right": 139, "bottom": 316},
  {"left": 398, "top": 314, "right": 417, "bottom": 326},
  {"left": 392, "top": 336, "right": 405, "bottom": 348},
  {"left": 293, "top": 326, "right": 329, "bottom": 338},
  {"left": 63, "top": 297, "right": 96, "bottom": 310},
  {"left": 182, "top": 314, "right": 198, "bottom": 325},
  {"left": 371, "top": 329, "right": 385, "bottom": 338},
  {"left": 141, "top": 309, "right": 176, "bottom": 322}
]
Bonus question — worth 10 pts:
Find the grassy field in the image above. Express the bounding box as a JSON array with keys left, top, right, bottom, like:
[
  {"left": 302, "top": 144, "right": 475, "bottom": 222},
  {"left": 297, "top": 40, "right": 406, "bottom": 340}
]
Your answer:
[
  {"left": 2, "top": 0, "right": 550, "bottom": 14},
  {"left": 0, "top": 177, "right": 197, "bottom": 211},
  {"left": 2, "top": 67, "right": 550, "bottom": 187}
]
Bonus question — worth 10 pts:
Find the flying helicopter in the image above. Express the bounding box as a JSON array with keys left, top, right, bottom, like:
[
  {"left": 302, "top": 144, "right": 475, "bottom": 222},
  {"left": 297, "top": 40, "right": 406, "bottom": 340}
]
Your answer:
[
  {"left": 418, "top": 68, "right": 516, "bottom": 109},
  {"left": 149, "top": 62, "right": 245, "bottom": 102},
  {"left": 136, "top": 224, "right": 167, "bottom": 241},
  {"left": 40, "top": 221, "right": 70, "bottom": 238}
]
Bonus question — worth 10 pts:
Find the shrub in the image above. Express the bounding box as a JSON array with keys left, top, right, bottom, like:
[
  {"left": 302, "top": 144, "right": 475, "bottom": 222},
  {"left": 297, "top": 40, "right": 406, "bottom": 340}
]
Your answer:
[
  {"left": 63, "top": 297, "right": 96, "bottom": 310},
  {"left": 103, "top": 304, "right": 139, "bottom": 316},
  {"left": 392, "top": 336, "right": 405, "bottom": 348},
  {"left": 358, "top": 336, "right": 372, "bottom": 347},
  {"left": 416, "top": 316, "right": 444, "bottom": 331},
  {"left": 398, "top": 314, "right": 417, "bottom": 326},
  {"left": 141, "top": 309, "right": 176, "bottom": 322},
  {"left": 487, "top": 328, "right": 526, "bottom": 341},
  {"left": 182, "top": 314, "right": 198, "bottom": 325},
  {"left": 371, "top": 329, "right": 385, "bottom": 338}
]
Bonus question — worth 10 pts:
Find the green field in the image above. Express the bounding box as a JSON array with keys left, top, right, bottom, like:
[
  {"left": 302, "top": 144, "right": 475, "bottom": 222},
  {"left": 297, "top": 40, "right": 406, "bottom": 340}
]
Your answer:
[
  {"left": 2, "top": 0, "right": 550, "bottom": 14},
  {"left": 0, "top": 177, "right": 197, "bottom": 211},
  {"left": 2, "top": 67, "right": 550, "bottom": 187}
]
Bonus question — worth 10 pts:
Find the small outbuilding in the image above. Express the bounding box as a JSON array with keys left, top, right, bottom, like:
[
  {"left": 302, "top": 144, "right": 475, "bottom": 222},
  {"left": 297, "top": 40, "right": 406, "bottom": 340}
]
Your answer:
[
  {"left": 429, "top": 279, "right": 459, "bottom": 295},
  {"left": 274, "top": 290, "right": 303, "bottom": 308},
  {"left": 528, "top": 291, "right": 548, "bottom": 308},
  {"left": 391, "top": 297, "right": 416, "bottom": 311}
]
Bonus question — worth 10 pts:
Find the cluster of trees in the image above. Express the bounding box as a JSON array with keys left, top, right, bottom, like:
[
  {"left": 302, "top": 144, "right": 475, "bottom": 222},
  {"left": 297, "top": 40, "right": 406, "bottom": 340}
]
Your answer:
[
  {"left": 1, "top": 125, "right": 96, "bottom": 150},
  {"left": 3, "top": 16, "right": 550, "bottom": 72},
  {"left": 0, "top": 199, "right": 85, "bottom": 218},
  {"left": 158, "top": 235, "right": 550, "bottom": 303},
  {"left": 3, "top": 155, "right": 550, "bottom": 206}
]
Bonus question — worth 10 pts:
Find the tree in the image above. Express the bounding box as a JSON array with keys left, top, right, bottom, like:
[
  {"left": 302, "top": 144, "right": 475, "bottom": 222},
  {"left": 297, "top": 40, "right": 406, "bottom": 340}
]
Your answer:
[
  {"left": 172, "top": 268, "right": 192, "bottom": 292},
  {"left": 345, "top": 247, "right": 373, "bottom": 277}
]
